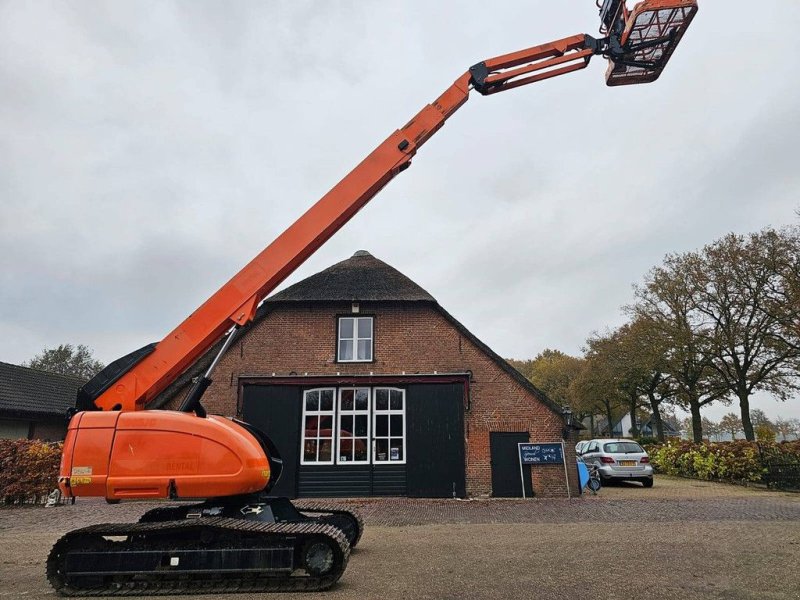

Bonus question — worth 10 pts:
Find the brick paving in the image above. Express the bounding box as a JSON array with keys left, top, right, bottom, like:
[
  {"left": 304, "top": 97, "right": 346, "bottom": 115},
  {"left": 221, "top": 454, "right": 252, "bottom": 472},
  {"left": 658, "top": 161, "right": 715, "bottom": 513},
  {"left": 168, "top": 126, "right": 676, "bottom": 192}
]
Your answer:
[
  {"left": 4, "top": 476, "right": 797, "bottom": 533},
  {"left": 1, "top": 476, "right": 798, "bottom": 600},
  {"left": 307, "top": 478, "right": 800, "bottom": 525}
]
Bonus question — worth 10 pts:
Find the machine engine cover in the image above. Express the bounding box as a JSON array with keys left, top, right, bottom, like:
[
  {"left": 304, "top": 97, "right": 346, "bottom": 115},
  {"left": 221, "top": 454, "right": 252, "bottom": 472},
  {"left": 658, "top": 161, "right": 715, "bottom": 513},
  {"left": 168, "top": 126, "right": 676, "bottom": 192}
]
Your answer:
[{"left": 59, "top": 411, "right": 271, "bottom": 500}]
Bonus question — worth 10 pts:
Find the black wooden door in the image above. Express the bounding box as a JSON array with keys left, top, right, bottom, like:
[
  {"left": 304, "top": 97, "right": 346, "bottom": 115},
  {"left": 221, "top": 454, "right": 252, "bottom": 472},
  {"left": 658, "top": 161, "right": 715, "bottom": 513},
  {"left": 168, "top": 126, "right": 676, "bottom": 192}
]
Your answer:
[
  {"left": 241, "top": 385, "right": 301, "bottom": 498},
  {"left": 490, "top": 432, "right": 532, "bottom": 497},
  {"left": 406, "top": 383, "right": 465, "bottom": 498}
]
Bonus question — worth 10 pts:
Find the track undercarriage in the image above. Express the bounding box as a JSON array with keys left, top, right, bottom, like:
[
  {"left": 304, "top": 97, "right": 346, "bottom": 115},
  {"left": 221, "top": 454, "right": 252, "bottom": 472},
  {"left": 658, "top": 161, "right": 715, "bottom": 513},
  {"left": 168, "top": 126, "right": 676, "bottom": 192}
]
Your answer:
[{"left": 47, "top": 498, "right": 363, "bottom": 596}]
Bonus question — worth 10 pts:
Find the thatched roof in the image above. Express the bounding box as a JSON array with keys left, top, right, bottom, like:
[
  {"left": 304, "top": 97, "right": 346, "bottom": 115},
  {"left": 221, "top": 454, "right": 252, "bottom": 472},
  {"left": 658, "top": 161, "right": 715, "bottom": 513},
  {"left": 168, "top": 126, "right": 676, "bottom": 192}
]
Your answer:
[{"left": 267, "top": 251, "right": 435, "bottom": 303}]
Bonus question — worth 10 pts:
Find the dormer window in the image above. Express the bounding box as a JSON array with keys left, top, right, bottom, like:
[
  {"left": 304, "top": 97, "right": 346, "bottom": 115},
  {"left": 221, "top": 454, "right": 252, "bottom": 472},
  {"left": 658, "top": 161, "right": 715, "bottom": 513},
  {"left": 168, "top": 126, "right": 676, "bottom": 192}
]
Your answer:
[{"left": 338, "top": 316, "right": 373, "bottom": 362}]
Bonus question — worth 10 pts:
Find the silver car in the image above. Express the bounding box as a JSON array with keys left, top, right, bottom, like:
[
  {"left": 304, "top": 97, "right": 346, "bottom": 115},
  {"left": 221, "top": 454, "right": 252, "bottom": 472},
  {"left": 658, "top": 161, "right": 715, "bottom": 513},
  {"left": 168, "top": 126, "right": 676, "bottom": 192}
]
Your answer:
[
  {"left": 575, "top": 440, "right": 590, "bottom": 455},
  {"left": 578, "top": 439, "right": 654, "bottom": 487}
]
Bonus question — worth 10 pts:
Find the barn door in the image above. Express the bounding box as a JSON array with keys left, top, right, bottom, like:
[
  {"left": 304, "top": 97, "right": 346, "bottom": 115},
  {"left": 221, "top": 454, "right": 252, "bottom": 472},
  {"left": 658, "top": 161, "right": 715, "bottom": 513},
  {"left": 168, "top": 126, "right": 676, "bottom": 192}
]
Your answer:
[
  {"left": 490, "top": 432, "right": 532, "bottom": 497},
  {"left": 241, "top": 385, "right": 302, "bottom": 498},
  {"left": 406, "top": 383, "right": 465, "bottom": 498}
]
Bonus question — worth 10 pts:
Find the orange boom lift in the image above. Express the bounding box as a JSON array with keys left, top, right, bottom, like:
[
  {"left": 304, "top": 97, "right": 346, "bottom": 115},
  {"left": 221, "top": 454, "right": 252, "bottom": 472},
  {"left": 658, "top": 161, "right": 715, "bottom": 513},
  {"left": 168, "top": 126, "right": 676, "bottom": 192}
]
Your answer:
[{"left": 48, "top": 1, "right": 698, "bottom": 595}]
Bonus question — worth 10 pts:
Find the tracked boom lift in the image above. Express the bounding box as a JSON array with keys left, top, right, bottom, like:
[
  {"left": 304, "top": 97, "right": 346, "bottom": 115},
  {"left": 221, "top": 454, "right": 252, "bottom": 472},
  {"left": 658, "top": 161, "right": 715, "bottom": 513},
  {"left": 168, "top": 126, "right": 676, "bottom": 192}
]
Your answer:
[{"left": 48, "top": 1, "right": 697, "bottom": 595}]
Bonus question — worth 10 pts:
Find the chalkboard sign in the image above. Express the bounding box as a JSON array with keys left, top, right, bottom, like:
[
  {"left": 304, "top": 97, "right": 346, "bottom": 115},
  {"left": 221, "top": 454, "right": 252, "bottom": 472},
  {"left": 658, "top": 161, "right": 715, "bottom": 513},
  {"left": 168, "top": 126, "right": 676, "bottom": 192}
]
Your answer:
[{"left": 519, "top": 443, "right": 564, "bottom": 465}]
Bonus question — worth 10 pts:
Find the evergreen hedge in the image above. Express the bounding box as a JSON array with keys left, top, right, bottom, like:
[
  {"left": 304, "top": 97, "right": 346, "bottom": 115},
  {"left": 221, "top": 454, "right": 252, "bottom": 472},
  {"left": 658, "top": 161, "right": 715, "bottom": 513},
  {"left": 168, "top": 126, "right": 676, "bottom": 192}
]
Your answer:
[{"left": 644, "top": 439, "right": 800, "bottom": 484}]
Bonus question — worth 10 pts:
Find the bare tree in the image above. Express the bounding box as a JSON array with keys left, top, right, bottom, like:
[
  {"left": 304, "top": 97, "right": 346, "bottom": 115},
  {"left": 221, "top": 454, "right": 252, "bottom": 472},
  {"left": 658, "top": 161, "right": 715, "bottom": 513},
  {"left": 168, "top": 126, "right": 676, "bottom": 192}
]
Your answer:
[
  {"left": 582, "top": 328, "right": 654, "bottom": 439},
  {"left": 748, "top": 408, "right": 775, "bottom": 430},
  {"left": 762, "top": 225, "right": 800, "bottom": 354},
  {"left": 719, "top": 412, "right": 743, "bottom": 440},
  {"left": 702, "top": 416, "right": 721, "bottom": 442},
  {"left": 617, "top": 318, "right": 676, "bottom": 441},
  {"left": 773, "top": 417, "right": 799, "bottom": 441},
  {"left": 569, "top": 349, "right": 625, "bottom": 437},
  {"left": 689, "top": 230, "right": 800, "bottom": 441},
  {"left": 633, "top": 253, "right": 729, "bottom": 442}
]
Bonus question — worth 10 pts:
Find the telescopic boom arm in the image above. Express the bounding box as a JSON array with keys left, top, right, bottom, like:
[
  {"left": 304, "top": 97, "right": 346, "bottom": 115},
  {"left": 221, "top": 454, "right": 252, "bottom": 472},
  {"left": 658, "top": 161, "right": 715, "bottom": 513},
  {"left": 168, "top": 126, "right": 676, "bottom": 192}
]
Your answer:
[
  {"left": 80, "top": 33, "right": 605, "bottom": 413},
  {"left": 82, "top": 0, "right": 700, "bottom": 413}
]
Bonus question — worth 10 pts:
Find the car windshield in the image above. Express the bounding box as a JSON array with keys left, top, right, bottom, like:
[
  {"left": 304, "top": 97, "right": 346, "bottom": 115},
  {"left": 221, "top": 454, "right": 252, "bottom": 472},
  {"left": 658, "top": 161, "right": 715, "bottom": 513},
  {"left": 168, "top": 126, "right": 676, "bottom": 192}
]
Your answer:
[{"left": 604, "top": 442, "right": 644, "bottom": 454}]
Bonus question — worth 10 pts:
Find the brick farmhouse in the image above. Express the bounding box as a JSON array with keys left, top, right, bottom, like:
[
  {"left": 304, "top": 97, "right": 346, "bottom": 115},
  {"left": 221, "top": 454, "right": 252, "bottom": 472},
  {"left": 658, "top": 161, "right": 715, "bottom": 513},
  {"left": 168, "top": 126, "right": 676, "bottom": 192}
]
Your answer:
[{"left": 156, "top": 251, "right": 580, "bottom": 498}]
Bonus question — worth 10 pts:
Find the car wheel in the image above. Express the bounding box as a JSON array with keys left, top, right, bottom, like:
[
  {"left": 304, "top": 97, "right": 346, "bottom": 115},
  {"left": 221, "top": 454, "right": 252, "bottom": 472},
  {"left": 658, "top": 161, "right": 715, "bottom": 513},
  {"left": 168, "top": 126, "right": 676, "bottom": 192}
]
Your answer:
[{"left": 641, "top": 478, "right": 654, "bottom": 488}]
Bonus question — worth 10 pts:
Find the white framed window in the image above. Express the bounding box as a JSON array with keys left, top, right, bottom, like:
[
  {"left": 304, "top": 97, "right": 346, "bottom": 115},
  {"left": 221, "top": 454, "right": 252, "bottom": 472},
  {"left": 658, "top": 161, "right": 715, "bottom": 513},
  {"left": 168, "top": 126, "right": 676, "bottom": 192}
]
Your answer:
[
  {"left": 337, "top": 317, "right": 373, "bottom": 362},
  {"left": 373, "top": 388, "right": 406, "bottom": 464},
  {"left": 337, "top": 388, "right": 370, "bottom": 464},
  {"left": 300, "top": 388, "right": 335, "bottom": 465}
]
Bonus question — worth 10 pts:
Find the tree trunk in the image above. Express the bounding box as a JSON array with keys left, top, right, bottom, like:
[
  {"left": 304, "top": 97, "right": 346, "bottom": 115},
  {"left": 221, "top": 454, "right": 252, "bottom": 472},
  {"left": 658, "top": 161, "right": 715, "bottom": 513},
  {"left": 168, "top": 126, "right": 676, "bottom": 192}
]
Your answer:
[
  {"left": 589, "top": 414, "right": 596, "bottom": 437},
  {"left": 628, "top": 393, "right": 639, "bottom": 438},
  {"left": 739, "top": 389, "right": 755, "bottom": 441},
  {"left": 605, "top": 404, "right": 614, "bottom": 437},
  {"left": 689, "top": 400, "right": 703, "bottom": 443},
  {"left": 647, "top": 393, "right": 665, "bottom": 442}
]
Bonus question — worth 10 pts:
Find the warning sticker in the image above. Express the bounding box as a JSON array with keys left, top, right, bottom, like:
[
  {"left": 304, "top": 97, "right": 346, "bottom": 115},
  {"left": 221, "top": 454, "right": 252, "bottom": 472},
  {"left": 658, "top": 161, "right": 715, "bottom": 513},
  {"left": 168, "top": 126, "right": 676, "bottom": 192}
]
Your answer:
[{"left": 72, "top": 466, "right": 92, "bottom": 476}]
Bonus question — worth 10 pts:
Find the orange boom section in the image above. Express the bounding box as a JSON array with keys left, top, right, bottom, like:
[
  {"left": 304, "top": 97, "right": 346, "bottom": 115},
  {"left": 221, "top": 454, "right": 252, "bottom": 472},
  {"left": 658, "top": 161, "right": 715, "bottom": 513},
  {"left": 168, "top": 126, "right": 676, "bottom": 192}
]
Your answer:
[
  {"left": 84, "top": 35, "right": 607, "bottom": 414},
  {"left": 59, "top": 412, "right": 271, "bottom": 501}
]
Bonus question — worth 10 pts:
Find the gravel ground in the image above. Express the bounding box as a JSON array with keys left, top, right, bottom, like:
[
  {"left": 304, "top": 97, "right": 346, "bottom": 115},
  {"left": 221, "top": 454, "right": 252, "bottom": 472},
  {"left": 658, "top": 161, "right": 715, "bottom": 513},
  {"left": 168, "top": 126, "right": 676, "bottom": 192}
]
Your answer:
[{"left": 1, "top": 476, "right": 798, "bottom": 600}]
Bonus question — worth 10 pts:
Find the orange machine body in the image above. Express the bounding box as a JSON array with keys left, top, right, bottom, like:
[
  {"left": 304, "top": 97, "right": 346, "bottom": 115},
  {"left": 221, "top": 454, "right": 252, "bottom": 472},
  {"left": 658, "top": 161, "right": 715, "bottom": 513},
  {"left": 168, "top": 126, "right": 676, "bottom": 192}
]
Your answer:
[{"left": 59, "top": 411, "right": 270, "bottom": 501}]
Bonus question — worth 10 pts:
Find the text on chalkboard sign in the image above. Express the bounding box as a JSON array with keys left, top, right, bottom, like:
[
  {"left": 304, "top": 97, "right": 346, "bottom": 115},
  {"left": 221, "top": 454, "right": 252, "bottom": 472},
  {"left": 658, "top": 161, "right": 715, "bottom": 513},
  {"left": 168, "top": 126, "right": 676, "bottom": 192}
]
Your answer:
[{"left": 518, "top": 443, "right": 564, "bottom": 465}]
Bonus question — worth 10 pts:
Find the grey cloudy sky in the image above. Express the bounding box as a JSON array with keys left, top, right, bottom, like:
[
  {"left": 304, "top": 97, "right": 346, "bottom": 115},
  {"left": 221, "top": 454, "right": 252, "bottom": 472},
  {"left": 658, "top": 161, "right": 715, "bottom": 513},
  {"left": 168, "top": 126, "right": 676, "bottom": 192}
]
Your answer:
[{"left": 2, "top": 1, "right": 799, "bottom": 420}]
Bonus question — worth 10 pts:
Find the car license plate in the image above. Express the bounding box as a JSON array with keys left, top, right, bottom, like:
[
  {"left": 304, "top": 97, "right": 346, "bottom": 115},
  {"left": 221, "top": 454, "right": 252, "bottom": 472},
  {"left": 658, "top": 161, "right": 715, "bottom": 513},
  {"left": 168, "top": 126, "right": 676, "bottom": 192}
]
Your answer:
[{"left": 619, "top": 460, "right": 637, "bottom": 467}]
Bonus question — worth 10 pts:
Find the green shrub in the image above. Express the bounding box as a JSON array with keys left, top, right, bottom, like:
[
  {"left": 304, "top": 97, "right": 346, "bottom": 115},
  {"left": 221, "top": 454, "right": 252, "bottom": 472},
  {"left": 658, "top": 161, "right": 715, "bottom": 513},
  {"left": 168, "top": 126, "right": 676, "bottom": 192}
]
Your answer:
[
  {"left": 0, "top": 439, "right": 62, "bottom": 505},
  {"left": 643, "top": 439, "right": 800, "bottom": 484}
]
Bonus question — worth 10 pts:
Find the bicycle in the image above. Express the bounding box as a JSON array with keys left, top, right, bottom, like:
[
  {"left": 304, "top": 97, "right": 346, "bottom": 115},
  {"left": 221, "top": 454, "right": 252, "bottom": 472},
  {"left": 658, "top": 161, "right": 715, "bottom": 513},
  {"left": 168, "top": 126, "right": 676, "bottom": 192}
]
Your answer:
[{"left": 577, "top": 456, "right": 602, "bottom": 495}]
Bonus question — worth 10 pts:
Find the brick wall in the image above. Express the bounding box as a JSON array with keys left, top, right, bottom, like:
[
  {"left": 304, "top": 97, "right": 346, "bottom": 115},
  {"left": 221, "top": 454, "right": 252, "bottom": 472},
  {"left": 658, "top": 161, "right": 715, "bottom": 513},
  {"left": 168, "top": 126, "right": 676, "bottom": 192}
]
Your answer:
[{"left": 198, "top": 301, "right": 578, "bottom": 498}]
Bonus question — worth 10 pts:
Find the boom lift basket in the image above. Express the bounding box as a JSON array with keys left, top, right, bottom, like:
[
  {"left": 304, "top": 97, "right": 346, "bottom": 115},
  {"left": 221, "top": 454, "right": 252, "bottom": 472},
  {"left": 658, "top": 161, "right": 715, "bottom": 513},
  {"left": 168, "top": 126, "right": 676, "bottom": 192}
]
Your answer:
[{"left": 604, "top": 0, "right": 698, "bottom": 86}]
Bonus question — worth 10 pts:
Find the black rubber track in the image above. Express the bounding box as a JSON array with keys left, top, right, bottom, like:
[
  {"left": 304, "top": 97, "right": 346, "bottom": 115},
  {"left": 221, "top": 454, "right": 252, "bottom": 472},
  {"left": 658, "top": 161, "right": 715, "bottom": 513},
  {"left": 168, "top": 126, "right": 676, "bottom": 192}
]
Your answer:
[
  {"left": 138, "top": 505, "right": 194, "bottom": 523},
  {"left": 47, "top": 518, "right": 349, "bottom": 596},
  {"left": 293, "top": 501, "right": 365, "bottom": 548},
  {"left": 138, "top": 502, "right": 364, "bottom": 548}
]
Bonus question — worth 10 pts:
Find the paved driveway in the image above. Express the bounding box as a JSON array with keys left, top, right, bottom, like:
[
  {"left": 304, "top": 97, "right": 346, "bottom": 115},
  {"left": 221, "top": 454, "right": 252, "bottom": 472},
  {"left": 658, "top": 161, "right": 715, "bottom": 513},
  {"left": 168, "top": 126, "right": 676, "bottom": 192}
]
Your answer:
[{"left": 1, "top": 476, "right": 798, "bottom": 600}]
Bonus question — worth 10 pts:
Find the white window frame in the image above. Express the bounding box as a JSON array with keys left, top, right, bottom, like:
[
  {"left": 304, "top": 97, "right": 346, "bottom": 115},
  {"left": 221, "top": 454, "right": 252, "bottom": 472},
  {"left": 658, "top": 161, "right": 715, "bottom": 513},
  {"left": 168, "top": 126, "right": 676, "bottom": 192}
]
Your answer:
[
  {"left": 300, "top": 388, "right": 336, "bottom": 466},
  {"left": 337, "top": 317, "right": 373, "bottom": 363},
  {"left": 336, "top": 387, "right": 371, "bottom": 464},
  {"left": 372, "top": 387, "right": 407, "bottom": 465}
]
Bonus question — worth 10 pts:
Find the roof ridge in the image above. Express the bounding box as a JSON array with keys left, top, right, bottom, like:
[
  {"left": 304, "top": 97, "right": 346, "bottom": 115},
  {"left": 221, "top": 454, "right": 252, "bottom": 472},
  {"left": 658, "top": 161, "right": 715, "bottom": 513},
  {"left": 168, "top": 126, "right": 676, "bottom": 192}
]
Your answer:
[{"left": 266, "top": 250, "right": 436, "bottom": 304}]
